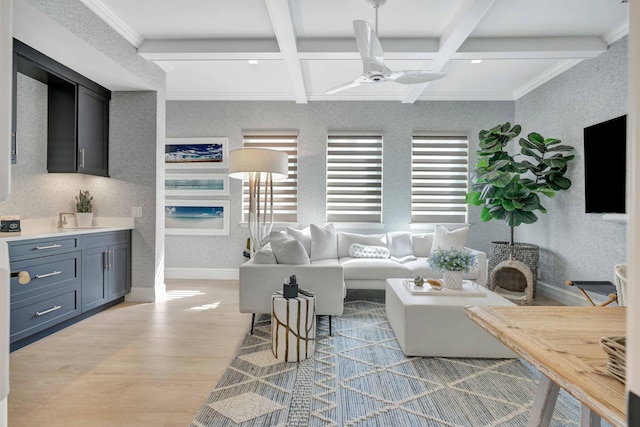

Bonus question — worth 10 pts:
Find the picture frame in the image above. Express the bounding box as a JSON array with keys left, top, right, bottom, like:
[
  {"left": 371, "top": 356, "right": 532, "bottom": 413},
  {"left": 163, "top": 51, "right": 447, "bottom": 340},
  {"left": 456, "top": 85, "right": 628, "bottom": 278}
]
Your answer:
[
  {"left": 165, "top": 200, "right": 230, "bottom": 236},
  {"left": 165, "top": 173, "right": 230, "bottom": 197},
  {"left": 165, "top": 137, "right": 229, "bottom": 169}
]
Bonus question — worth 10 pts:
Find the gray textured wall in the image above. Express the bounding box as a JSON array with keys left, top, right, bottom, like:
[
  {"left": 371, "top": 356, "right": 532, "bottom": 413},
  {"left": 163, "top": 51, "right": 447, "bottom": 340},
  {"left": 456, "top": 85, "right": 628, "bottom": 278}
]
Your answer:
[
  {"left": 515, "top": 37, "right": 628, "bottom": 290},
  {"left": 3, "top": 0, "right": 167, "bottom": 297},
  {"left": 165, "top": 100, "right": 515, "bottom": 269}
]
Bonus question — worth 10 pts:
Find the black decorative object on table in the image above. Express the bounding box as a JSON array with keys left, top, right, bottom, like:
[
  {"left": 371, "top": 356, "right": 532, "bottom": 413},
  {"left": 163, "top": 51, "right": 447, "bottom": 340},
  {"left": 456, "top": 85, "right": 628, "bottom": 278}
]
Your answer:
[{"left": 283, "top": 274, "right": 298, "bottom": 299}]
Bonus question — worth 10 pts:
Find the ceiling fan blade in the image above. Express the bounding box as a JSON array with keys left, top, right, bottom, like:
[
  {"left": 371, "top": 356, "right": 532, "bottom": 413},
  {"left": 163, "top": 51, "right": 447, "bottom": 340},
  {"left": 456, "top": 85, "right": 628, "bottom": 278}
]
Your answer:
[
  {"left": 325, "top": 76, "right": 366, "bottom": 94},
  {"left": 387, "top": 70, "right": 447, "bottom": 84},
  {"left": 353, "top": 20, "right": 385, "bottom": 72}
]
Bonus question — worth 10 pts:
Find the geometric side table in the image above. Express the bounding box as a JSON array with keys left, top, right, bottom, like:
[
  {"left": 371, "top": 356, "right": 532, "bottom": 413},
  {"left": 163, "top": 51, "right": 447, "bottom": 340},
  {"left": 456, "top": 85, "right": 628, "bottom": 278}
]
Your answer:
[{"left": 271, "top": 291, "right": 316, "bottom": 362}]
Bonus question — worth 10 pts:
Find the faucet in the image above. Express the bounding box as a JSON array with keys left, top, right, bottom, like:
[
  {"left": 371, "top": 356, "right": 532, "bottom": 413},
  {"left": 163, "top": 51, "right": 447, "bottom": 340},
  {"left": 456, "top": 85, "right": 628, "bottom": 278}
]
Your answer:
[{"left": 58, "top": 212, "right": 76, "bottom": 228}]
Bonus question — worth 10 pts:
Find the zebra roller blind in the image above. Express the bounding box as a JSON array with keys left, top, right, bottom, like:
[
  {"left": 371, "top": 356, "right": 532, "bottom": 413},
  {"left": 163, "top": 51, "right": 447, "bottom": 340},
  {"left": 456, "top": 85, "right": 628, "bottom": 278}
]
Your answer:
[
  {"left": 326, "top": 134, "right": 383, "bottom": 223},
  {"left": 411, "top": 134, "right": 468, "bottom": 224},
  {"left": 241, "top": 133, "right": 298, "bottom": 223}
]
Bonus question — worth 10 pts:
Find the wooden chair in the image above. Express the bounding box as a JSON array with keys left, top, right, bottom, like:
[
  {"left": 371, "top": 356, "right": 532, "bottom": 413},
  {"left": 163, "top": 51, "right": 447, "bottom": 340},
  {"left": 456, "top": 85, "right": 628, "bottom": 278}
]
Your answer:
[{"left": 565, "top": 280, "right": 617, "bottom": 306}]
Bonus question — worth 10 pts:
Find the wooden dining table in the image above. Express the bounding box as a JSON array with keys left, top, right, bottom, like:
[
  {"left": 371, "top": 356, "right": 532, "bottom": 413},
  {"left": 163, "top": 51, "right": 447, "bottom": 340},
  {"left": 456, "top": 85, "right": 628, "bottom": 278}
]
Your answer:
[{"left": 464, "top": 305, "right": 626, "bottom": 427}]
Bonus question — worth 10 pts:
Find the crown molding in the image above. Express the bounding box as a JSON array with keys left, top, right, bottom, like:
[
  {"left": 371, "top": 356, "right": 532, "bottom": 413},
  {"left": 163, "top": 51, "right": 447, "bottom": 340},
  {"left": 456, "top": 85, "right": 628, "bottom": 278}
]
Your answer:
[{"left": 79, "top": 0, "right": 144, "bottom": 47}]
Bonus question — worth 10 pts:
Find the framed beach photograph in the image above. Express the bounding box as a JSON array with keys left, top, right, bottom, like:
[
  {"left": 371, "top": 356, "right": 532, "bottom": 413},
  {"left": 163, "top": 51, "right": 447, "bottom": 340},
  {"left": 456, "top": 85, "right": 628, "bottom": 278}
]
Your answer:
[
  {"left": 165, "top": 200, "right": 230, "bottom": 235},
  {"left": 165, "top": 137, "right": 229, "bottom": 169},
  {"left": 165, "top": 173, "right": 230, "bottom": 197}
]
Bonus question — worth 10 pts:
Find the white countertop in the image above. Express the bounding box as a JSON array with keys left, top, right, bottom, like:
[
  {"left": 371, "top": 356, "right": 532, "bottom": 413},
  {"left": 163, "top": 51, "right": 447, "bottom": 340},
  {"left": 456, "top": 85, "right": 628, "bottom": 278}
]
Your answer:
[{"left": 0, "top": 217, "right": 135, "bottom": 242}]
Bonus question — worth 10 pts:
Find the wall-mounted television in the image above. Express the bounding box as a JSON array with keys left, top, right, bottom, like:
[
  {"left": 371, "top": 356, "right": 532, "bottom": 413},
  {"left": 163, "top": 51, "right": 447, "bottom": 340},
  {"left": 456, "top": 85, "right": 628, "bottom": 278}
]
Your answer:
[{"left": 583, "top": 114, "right": 627, "bottom": 214}]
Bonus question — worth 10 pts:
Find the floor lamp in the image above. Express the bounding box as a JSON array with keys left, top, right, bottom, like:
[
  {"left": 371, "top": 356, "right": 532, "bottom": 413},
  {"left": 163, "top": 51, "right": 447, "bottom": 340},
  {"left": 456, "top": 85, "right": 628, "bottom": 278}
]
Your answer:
[{"left": 228, "top": 148, "right": 288, "bottom": 252}]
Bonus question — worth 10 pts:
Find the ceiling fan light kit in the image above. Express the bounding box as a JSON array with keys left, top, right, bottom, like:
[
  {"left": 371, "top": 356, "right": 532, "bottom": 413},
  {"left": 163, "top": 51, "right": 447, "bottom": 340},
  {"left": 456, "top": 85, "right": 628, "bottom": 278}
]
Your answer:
[{"left": 325, "top": 0, "right": 446, "bottom": 95}]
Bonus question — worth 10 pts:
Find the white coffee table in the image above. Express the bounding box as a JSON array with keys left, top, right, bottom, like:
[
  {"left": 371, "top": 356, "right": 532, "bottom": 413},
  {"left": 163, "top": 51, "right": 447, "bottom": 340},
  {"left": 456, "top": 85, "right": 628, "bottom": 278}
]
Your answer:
[{"left": 385, "top": 278, "right": 517, "bottom": 358}]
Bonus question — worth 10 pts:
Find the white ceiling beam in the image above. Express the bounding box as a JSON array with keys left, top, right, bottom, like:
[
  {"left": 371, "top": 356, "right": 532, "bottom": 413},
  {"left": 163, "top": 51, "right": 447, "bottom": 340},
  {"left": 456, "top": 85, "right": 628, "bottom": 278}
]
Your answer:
[
  {"left": 265, "top": 0, "right": 307, "bottom": 104},
  {"left": 138, "top": 39, "right": 282, "bottom": 61},
  {"left": 138, "top": 36, "right": 606, "bottom": 62},
  {"left": 402, "top": 0, "right": 496, "bottom": 104},
  {"left": 457, "top": 36, "right": 607, "bottom": 60}
]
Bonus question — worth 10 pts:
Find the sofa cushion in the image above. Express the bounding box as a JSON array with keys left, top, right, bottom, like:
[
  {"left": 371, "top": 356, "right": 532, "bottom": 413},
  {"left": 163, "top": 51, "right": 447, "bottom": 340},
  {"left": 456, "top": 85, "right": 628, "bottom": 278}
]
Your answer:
[
  {"left": 412, "top": 233, "right": 434, "bottom": 257},
  {"left": 254, "top": 245, "right": 277, "bottom": 264},
  {"left": 310, "top": 223, "right": 338, "bottom": 261},
  {"left": 286, "top": 226, "right": 311, "bottom": 256},
  {"left": 349, "top": 243, "right": 390, "bottom": 258},
  {"left": 387, "top": 231, "right": 414, "bottom": 257},
  {"left": 340, "top": 257, "right": 411, "bottom": 280},
  {"left": 430, "top": 225, "right": 469, "bottom": 253},
  {"left": 337, "top": 232, "right": 387, "bottom": 258},
  {"left": 269, "top": 231, "right": 311, "bottom": 265}
]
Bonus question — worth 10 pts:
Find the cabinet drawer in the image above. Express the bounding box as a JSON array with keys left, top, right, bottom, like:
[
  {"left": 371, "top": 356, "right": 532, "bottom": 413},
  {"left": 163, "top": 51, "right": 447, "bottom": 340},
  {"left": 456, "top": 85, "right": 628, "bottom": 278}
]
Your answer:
[
  {"left": 82, "top": 230, "right": 130, "bottom": 249},
  {"left": 9, "top": 236, "right": 80, "bottom": 260},
  {"left": 10, "top": 287, "right": 81, "bottom": 343},
  {"left": 10, "top": 251, "right": 81, "bottom": 302}
]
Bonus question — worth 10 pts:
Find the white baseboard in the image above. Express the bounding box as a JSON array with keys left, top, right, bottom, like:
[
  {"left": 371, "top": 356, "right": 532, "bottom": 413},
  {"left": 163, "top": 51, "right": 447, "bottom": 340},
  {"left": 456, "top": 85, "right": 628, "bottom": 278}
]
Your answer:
[
  {"left": 536, "top": 281, "right": 591, "bottom": 306},
  {"left": 0, "top": 397, "right": 6, "bottom": 427},
  {"left": 164, "top": 268, "right": 239, "bottom": 281}
]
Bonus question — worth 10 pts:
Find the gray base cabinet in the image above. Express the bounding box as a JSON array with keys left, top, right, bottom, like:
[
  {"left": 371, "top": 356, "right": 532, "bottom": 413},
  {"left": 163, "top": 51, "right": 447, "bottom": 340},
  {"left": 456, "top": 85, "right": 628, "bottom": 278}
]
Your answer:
[
  {"left": 8, "top": 230, "right": 131, "bottom": 347},
  {"left": 81, "top": 231, "right": 131, "bottom": 312}
]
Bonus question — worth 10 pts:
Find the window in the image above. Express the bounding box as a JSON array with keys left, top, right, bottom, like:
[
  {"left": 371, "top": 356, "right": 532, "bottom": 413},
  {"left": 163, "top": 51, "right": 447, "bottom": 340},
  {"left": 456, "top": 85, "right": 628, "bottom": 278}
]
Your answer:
[
  {"left": 326, "top": 134, "right": 382, "bottom": 223},
  {"left": 241, "top": 133, "right": 298, "bottom": 223},
  {"left": 411, "top": 134, "right": 468, "bottom": 224}
]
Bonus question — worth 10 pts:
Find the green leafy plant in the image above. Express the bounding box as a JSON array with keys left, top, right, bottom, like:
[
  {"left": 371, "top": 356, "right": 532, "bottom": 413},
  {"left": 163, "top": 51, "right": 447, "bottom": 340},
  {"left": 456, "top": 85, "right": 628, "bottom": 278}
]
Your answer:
[
  {"left": 465, "top": 122, "right": 575, "bottom": 244},
  {"left": 75, "top": 189, "right": 93, "bottom": 213},
  {"left": 428, "top": 247, "right": 477, "bottom": 273}
]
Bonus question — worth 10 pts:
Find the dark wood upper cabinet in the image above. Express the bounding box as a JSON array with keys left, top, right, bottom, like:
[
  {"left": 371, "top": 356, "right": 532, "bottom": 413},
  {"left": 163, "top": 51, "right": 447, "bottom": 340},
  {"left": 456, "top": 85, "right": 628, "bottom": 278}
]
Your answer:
[{"left": 13, "top": 39, "right": 111, "bottom": 177}]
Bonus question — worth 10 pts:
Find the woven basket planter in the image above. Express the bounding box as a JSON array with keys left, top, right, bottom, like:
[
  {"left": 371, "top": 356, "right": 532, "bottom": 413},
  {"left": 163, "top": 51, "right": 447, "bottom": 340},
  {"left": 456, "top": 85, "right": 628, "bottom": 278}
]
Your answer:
[{"left": 488, "top": 242, "right": 539, "bottom": 296}]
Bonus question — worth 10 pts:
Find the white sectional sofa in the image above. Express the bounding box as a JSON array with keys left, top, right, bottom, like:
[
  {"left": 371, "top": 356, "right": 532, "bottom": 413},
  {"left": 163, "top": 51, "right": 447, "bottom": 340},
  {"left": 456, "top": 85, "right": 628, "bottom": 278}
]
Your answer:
[{"left": 238, "top": 224, "right": 487, "bottom": 324}]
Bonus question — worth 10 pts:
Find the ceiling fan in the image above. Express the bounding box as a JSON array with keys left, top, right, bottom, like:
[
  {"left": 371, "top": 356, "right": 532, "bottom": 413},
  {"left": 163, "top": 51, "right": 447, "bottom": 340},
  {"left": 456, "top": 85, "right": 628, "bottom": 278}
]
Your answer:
[{"left": 325, "top": 0, "right": 446, "bottom": 95}]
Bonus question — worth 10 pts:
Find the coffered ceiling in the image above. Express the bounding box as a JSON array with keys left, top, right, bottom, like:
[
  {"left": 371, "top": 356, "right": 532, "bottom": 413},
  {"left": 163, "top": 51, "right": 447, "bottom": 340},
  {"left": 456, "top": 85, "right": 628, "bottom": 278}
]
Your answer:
[{"left": 17, "top": 0, "right": 632, "bottom": 103}]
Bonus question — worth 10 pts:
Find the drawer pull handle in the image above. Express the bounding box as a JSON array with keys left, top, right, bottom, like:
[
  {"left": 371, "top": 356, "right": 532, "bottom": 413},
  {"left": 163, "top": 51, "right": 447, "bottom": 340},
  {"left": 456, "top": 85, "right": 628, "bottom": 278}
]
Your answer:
[
  {"left": 34, "top": 271, "right": 62, "bottom": 279},
  {"left": 35, "top": 305, "right": 62, "bottom": 317},
  {"left": 34, "top": 244, "right": 62, "bottom": 250}
]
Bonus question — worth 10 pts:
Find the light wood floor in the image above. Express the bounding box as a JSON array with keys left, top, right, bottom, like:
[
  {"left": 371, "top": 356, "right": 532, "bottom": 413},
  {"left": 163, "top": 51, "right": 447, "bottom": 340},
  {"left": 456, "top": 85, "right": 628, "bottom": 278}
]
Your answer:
[
  {"left": 8, "top": 279, "right": 563, "bottom": 426},
  {"left": 8, "top": 279, "right": 251, "bottom": 427}
]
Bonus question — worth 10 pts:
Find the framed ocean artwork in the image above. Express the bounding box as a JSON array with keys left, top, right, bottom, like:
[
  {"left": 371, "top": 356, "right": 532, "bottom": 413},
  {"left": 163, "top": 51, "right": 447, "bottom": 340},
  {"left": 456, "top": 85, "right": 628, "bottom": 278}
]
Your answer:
[
  {"left": 165, "top": 173, "right": 230, "bottom": 197},
  {"left": 165, "top": 137, "right": 228, "bottom": 169},
  {"left": 165, "top": 200, "right": 230, "bottom": 235}
]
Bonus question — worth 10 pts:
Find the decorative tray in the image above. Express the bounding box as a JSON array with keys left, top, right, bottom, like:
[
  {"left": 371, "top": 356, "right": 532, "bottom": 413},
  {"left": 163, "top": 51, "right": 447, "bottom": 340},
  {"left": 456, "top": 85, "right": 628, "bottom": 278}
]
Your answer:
[{"left": 404, "top": 280, "right": 487, "bottom": 297}]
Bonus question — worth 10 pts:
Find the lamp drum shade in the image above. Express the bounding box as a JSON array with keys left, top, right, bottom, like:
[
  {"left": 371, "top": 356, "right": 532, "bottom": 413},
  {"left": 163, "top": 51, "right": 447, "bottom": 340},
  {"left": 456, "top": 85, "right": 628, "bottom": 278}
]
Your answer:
[{"left": 228, "top": 148, "right": 288, "bottom": 180}]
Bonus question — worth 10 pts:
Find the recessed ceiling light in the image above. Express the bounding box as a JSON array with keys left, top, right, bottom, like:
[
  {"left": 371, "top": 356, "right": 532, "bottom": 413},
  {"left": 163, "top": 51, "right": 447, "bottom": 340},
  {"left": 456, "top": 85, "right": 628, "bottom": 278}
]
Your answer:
[
  {"left": 470, "top": 59, "right": 482, "bottom": 64},
  {"left": 248, "top": 60, "right": 259, "bottom": 65}
]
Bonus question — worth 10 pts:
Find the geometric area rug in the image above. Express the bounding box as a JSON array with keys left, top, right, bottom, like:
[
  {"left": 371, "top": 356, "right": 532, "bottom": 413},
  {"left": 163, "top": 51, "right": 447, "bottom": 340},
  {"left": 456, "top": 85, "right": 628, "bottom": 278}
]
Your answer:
[{"left": 191, "top": 300, "right": 610, "bottom": 427}]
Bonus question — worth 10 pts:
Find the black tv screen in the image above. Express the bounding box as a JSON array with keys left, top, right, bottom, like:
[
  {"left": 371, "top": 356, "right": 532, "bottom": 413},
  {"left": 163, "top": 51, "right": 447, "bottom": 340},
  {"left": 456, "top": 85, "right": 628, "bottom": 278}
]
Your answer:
[{"left": 583, "top": 114, "right": 626, "bottom": 214}]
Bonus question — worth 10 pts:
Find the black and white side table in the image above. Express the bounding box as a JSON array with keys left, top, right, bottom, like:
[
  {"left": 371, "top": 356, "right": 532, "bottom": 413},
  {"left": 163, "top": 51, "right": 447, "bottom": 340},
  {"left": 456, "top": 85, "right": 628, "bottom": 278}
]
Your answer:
[{"left": 271, "top": 290, "right": 316, "bottom": 362}]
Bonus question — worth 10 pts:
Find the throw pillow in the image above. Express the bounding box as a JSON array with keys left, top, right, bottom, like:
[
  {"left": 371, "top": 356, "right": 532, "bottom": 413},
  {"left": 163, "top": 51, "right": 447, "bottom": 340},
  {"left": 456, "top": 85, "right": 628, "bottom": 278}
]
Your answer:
[
  {"left": 349, "top": 244, "right": 390, "bottom": 259},
  {"left": 253, "top": 245, "right": 277, "bottom": 264},
  {"left": 412, "top": 233, "right": 434, "bottom": 257},
  {"left": 310, "top": 223, "right": 338, "bottom": 261},
  {"left": 269, "top": 231, "right": 311, "bottom": 265},
  {"left": 430, "top": 224, "right": 469, "bottom": 253},
  {"left": 387, "top": 231, "right": 414, "bottom": 257},
  {"left": 286, "top": 226, "right": 312, "bottom": 256},
  {"left": 337, "top": 232, "right": 387, "bottom": 258}
]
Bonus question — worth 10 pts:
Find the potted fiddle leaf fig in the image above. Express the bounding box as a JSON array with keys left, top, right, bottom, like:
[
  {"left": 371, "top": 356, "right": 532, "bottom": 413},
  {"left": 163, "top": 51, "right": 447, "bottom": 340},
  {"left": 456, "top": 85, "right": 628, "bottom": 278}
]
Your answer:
[{"left": 465, "top": 122, "right": 575, "bottom": 283}]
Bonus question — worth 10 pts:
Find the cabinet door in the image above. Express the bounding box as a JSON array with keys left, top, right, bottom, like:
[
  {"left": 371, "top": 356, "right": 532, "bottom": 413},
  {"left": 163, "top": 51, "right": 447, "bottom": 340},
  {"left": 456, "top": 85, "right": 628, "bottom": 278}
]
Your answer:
[
  {"left": 77, "top": 86, "right": 109, "bottom": 177},
  {"left": 108, "top": 243, "right": 130, "bottom": 300},
  {"left": 81, "top": 246, "right": 108, "bottom": 312}
]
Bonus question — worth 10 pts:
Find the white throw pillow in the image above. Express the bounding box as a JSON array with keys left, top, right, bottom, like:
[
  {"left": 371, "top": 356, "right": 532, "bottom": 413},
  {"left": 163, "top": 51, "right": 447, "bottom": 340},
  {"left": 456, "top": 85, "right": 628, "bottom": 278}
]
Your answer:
[
  {"left": 430, "top": 225, "right": 469, "bottom": 253},
  {"left": 310, "top": 223, "right": 338, "bottom": 261},
  {"left": 286, "top": 226, "right": 311, "bottom": 256},
  {"left": 349, "top": 244, "right": 390, "bottom": 259},
  {"left": 412, "top": 233, "right": 434, "bottom": 257},
  {"left": 387, "top": 231, "right": 414, "bottom": 257},
  {"left": 337, "top": 232, "right": 387, "bottom": 258},
  {"left": 253, "top": 246, "right": 277, "bottom": 264},
  {"left": 269, "top": 231, "right": 310, "bottom": 265}
]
